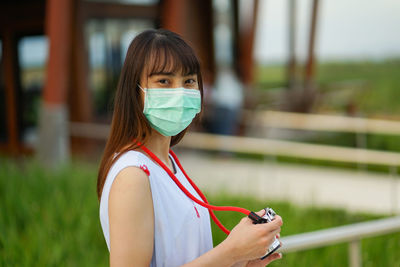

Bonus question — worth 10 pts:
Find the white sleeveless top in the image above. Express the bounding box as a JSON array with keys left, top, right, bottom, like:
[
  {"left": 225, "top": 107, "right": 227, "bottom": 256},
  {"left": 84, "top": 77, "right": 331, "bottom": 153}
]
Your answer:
[{"left": 99, "top": 150, "right": 213, "bottom": 267}]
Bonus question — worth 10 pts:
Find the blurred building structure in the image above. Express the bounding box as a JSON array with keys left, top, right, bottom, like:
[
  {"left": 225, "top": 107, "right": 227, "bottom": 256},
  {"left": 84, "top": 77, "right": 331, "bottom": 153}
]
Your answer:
[
  {"left": 0, "top": 0, "right": 320, "bottom": 164},
  {"left": 0, "top": 0, "right": 260, "bottom": 160}
]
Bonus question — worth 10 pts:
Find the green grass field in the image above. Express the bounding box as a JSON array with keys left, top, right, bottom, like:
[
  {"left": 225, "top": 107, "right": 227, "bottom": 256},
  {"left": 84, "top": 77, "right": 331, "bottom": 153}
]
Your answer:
[{"left": 1, "top": 158, "right": 399, "bottom": 266}]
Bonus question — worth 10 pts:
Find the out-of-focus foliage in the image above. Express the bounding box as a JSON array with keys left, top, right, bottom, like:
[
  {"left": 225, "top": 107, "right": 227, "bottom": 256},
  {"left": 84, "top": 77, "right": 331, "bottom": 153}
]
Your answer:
[{"left": 0, "top": 158, "right": 108, "bottom": 267}]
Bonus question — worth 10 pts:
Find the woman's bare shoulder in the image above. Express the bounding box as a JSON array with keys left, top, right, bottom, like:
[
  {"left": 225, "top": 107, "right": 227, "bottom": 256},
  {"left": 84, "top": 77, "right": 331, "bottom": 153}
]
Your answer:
[
  {"left": 108, "top": 167, "right": 154, "bottom": 266},
  {"left": 109, "top": 166, "right": 151, "bottom": 204}
]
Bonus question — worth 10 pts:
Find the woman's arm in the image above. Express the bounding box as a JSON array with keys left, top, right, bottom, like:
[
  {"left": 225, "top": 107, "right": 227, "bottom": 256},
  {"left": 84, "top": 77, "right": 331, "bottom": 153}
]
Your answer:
[
  {"left": 108, "top": 167, "right": 154, "bottom": 267},
  {"left": 108, "top": 167, "right": 283, "bottom": 267}
]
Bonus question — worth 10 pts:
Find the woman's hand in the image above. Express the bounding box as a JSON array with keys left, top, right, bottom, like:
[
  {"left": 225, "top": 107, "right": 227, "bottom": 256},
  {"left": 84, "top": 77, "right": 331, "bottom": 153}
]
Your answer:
[
  {"left": 232, "top": 253, "right": 282, "bottom": 267},
  {"left": 222, "top": 209, "right": 283, "bottom": 265}
]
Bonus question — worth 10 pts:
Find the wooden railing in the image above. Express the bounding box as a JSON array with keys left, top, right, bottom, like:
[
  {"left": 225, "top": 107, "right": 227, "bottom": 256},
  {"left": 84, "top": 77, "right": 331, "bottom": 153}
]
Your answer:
[
  {"left": 245, "top": 110, "right": 400, "bottom": 135},
  {"left": 178, "top": 132, "right": 400, "bottom": 167},
  {"left": 279, "top": 216, "right": 400, "bottom": 267}
]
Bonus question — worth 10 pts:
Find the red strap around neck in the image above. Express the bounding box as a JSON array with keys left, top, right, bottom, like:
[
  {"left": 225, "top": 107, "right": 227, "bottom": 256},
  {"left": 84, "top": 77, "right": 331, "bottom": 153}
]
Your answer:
[{"left": 137, "top": 142, "right": 251, "bottom": 235}]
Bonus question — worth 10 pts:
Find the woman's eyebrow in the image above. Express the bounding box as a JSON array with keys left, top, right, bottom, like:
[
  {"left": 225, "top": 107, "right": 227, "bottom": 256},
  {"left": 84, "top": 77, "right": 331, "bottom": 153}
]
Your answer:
[{"left": 149, "top": 72, "right": 175, "bottom": 77}]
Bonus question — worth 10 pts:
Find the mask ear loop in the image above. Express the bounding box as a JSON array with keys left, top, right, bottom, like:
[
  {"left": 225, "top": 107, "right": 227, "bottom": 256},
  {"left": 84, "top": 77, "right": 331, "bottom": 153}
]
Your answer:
[
  {"left": 137, "top": 84, "right": 147, "bottom": 93},
  {"left": 138, "top": 84, "right": 147, "bottom": 112}
]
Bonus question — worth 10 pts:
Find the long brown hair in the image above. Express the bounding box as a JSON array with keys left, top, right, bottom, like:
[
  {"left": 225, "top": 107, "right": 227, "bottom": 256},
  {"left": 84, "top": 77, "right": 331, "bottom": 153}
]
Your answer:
[{"left": 97, "top": 29, "right": 204, "bottom": 200}]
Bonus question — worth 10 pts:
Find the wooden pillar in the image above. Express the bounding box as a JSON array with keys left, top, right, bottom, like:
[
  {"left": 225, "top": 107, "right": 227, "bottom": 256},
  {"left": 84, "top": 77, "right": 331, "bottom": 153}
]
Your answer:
[
  {"left": 160, "top": 0, "right": 186, "bottom": 36},
  {"left": 287, "top": 0, "right": 297, "bottom": 90},
  {"left": 239, "top": 0, "right": 259, "bottom": 85},
  {"left": 160, "top": 0, "right": 215, "bottom": 84},
  {"left": 37, "top": 0, "right": 73, "bottom": 166},
  {"left": 185, "top": 0, "right": 214, "bottom": 84},
  {"left": 2, "top": 31, "right": 19, "bottom": 155},
  {"left": 232, "top": 0, "right": 240, "bottom": 78},
  {"left": 304, "top": 0, "right": 319, "bottom": 95},
  {"left": 70, "top": 0, "right": 92, "bottom": 124},
  {"left": 42, "top": 0, "right": 72, "bottom": 106},
  {"left": 69, "top": 0, "right": 94, "bottom": 155}
]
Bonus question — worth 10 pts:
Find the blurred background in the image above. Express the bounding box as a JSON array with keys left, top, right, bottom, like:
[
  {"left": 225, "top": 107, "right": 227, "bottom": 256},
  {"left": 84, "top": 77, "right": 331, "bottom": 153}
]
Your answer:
[{"left": 1, "top": 0, "right": 400, "bottom": 266}]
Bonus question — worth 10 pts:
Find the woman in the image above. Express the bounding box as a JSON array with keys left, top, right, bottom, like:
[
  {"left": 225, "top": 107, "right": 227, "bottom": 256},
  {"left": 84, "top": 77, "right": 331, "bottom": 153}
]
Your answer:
[{"left": 97, "top": 29, "right": 283, "bottom": 267}]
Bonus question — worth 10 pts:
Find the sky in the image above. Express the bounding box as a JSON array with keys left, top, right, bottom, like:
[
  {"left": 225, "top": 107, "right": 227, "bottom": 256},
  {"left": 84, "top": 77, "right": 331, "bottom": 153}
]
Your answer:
[{"left": 254, "top": 0, "right": 400, "bottom": 64}]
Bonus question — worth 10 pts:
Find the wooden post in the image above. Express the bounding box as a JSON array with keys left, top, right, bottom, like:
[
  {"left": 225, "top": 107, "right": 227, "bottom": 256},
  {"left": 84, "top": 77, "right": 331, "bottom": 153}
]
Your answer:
[
  {"left": 349, "top": 240, "right": 361, "bottom": 267},
  {"left": 160, "top": 0, "right": 215, "bottom": 84},
  {"left": 239, "top": 0, "right": 259, "bottom": 85},
  {"left": 304, "top": 0, "right": 319, "bottom": 97},
  {"left": 2, "top": 31, "right": 19, "bottom": 155},
  {"left": 37, "top": 0, "right": 73, "bottom": 166},
  {"left": 287, "top": 0, "right": 297, "bottom": 90},
  {"left": 391, "top": 166, "right": 399, "bottom": 215},
  {"left": 70, "top": 0, "right": 92, "bottom": 125},
  {"left": 69, "top": 0, "right": 94, "bottom": 155},
  {"left": 160, "top": 0, "right": 186, "bottom": 36}
]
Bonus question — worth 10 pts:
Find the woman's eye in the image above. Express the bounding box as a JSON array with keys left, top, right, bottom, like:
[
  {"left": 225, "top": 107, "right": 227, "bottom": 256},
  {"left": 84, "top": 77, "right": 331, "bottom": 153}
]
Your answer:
[
  {"left": 158, "top": 79, "right": 169, "bottom": 85},
  {"left": 185, "top": 79, "right": 196, "bottom": 85}
]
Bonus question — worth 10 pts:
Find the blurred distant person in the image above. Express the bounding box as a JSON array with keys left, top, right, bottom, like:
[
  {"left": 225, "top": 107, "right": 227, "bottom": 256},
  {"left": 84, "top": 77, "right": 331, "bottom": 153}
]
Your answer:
[
  {"left": 97, "top": 29, "right": 282, "bottom": 267},
  {"left": 209, "top": 67, "right": 244, "bottom": 135}
]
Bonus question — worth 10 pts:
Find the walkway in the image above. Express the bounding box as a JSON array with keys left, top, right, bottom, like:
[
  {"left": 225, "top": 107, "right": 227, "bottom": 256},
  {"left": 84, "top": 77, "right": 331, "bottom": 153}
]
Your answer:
[{"left": 178, "top": 151, "right": 400, "bottom": 215}]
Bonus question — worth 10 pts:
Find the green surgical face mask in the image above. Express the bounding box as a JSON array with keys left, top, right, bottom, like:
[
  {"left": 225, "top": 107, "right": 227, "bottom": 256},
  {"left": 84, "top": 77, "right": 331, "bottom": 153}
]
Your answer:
[{"left": 139, "top": 85, "right": 201, "bottom": 136}]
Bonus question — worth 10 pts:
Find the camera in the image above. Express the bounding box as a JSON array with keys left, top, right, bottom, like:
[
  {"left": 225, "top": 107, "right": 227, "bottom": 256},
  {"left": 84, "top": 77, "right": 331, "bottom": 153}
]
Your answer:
[
  {"left": 260, "top": 207, "right": 281, "bottom": 259},
  {"left": 248, "top": 207, "right": 281, "bottom": 259}
]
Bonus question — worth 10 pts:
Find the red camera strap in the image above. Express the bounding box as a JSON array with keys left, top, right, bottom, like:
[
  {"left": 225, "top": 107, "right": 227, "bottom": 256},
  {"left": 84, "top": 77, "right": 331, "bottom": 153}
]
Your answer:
[{"left": 138, "top": 142, "right": 251, "bottom": 235}]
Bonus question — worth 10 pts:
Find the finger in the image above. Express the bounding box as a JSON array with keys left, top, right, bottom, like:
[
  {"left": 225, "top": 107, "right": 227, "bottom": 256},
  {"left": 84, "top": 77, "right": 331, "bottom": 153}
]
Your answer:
[
  {"left": 253, "top": 221, "right": 281, "bottom": 233},
  {"left": 270, "top": 227, "right": 281, "bottom": 238},
  {"left": 257, "top": 218, "right": 282, "bottom": 232},
  {"left": 273, "top": 215, "right": 283, "bottom": 225},
  {"left": 276, "top": 233, "right": 280, "bottom": 239},
  {"left": 255, "top": 209, "right": 266, "bottom": 217},
  {"left": 255, "top": 215, "right": 282, "bottom": 230},
  {"left": 260, "top": 253, "right": 282, "bottom": 265}
]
